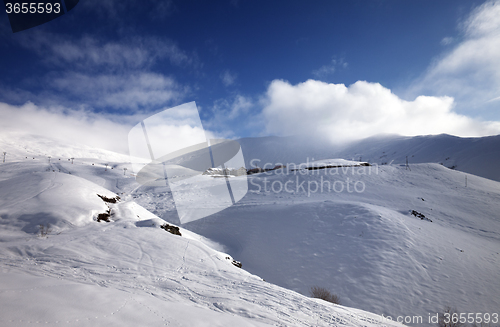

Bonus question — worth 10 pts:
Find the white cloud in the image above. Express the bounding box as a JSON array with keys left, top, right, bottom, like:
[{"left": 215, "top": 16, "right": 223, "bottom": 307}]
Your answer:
[
  {"left": 18, "top": 33, "right": 199, "bottom": 70},
  {"left": 261, "top": 79, "right": 500, "bottom": 143},
  {"left": 8, "top": 31, "right": 196, "bottom": 112},
  {"left": 50, "top": 72, "right": 189, "bottom": 111},
  {"left": 463, "top": 0, "right": 500, "bottom": 37},
  {"left": 410, "top": 0, "right": 500, "bottom": 115},
  {"left": 0, "top": 101, "right": 222, "bottom": 156},
  {"left": 0, "top": 102, "right": 134, "bottom": 154},
  {"left": 0, "top": 71, "right": 189, "bottom": 114},
  {"left": 220, "top": 70, "right": 237, "bottom": 87}
]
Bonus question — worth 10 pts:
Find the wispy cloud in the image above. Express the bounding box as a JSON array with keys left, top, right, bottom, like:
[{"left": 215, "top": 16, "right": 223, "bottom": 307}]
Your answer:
[
  {"left": 50, "top": 72, "right": 189, "bottom": 111},
  {"left": 220, "top": 70, "right": 237, "bottom": 87},
  {"left": 440, "top": 37, "right": 454, "bottom": 46},
  {"left": 17, "top": 32, "right": 200, "bottom": 71},
  {"left": 150, "top": 1, "right": 177, "bottom": 20},
  {"left": 312, "top": 58, "right": 347, "bottom": 79},
  {"left": 5, "top": 31, "right": 198, "bottom": 113},
  {"left": 202, "top": 95, "right": 258, "bottom": 138},
  {"left": 409, "top": 0, "right": 500, "bottom": 116},
  {"left": 214, "top": 94, "right": 252, "bottom": 120},
  {"left": 486, "top": 95, "right": 500, "bottom": 103},
  {"left": 261, "top": 79, "right": 500, "bottom": 143},
  {"left": 0, "top": 71, "right": 189, "bottom": 113},
  {"left": 80, "top": 0, "right": 176, "bottom": 21}
]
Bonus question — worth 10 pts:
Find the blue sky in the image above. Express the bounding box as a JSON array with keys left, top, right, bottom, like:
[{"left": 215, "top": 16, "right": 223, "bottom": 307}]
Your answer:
[{"left": 1, "top": 0, "right": 499, "bottom": 153}]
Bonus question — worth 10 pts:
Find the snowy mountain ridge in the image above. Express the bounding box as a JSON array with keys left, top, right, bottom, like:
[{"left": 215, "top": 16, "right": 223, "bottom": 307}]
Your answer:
[{"left": 239, "top": 133, "right": 500, "bottom": 182}]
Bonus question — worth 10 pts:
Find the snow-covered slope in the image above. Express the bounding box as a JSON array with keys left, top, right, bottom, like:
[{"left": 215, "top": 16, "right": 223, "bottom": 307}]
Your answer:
[
  {"left": 1, "top": 132, "right": 499, "bottom": 326},
  {"left": 238, "top": 133, "right": 500, "bottom": 182},
  {"left": 0, "top": 132, "right": 131, "bottom": 162},
  {"left": 0, "top": 136, "right": 408, "bottom": 326},
  {"left": 184, "top": 162, "right": 500, "bottom": 324}
]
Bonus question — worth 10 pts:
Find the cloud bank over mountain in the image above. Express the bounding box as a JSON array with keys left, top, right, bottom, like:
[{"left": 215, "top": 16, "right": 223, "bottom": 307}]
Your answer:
[{"left": 261, "top": 79, "right": 500, "bottom": 143}]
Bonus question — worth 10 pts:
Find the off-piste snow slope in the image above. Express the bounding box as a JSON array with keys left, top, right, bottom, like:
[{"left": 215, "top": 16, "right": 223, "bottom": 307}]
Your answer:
[
  {"left": 0, "top": 133, "right": 407, "bottom": 326},
  {"left": 1, "top": 132, "right": 499, "bottom": 327},
  {"left": 143, "top": 134, "right": 499, "bottom": 326}
]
